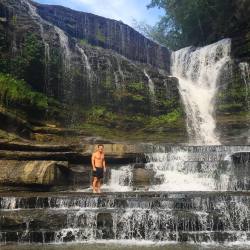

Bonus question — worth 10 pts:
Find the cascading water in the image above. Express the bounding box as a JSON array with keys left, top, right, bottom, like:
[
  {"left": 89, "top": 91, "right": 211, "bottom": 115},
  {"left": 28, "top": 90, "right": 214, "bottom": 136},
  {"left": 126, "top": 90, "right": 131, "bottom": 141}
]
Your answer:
[
  {"left": 1, "top": 2, "right": 249, "bottom": 247},
  {"left": 116, "top": 57, "right": 125, "bottom": 82},
  {"left": 72, "top": 145, "right": 250, "bottom": 193},
  {"left": 145, "top": 145, "right": 250, "bottom": 192},
  {"left": 23, "top": 0, "right": 72, "bottom": 97},
  {"left": 75, "top": 165, "right": 133, "bottom": 192},
  {"left": 0, "top": 192, "right": 249, "bottom": 244},
  {"left": 171, "top": 39, "right": 232, "bottom": 145},
  {"left": 76, "top": 44, "right": 95, "bottom": 103},
  {"left": 143, "top": 69, "right": 155, "bottom": 102},
  {"left": 54, "top": 26, "right": 71, "bottom": 70},
  {"left": 24, "top": 0, "right": 51, "bottom": 94},
  {"left": 76, "top": 45, "right": 92, "bottom": 76},
  {"left": 239, "top": 62, "right": 250, "bottom": 108},
  {"left": 103, "top": 165, "right": 133, "bottom": 192}
]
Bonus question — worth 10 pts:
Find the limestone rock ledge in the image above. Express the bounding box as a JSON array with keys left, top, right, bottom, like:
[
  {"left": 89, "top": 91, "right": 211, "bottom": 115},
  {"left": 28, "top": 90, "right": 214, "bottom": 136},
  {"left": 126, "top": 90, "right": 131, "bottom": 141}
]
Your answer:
[
  {"left": 0, "top": 141, "right": 145, "bottom": 189},
  {"left": 0, "top": 160, "right": 68, "bottom": 186}
]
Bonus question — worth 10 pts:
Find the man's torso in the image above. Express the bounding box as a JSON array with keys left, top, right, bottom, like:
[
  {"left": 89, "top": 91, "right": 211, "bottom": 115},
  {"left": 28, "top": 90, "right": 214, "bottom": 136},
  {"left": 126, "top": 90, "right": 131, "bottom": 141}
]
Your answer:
[{"left": 93, "top": 152, "right": 104, "bottom": 168}]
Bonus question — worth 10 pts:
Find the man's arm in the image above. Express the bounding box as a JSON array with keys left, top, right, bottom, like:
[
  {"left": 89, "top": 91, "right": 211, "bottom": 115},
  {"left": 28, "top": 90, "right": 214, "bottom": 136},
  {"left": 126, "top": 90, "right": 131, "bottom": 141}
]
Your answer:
[
  {"left": 91, "top": 153, "right": 96, "bottom": 171},
  {"left": 103, "top": 158, "right": 106, "bottom": 172}
]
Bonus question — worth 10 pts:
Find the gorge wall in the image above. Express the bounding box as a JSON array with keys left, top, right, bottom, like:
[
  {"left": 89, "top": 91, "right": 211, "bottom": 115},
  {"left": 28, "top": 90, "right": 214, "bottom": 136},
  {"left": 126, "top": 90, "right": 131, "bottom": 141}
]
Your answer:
[
  {"left": 34, "top": 2, "right": 170, "bottom": 70},
  {"left": 0, "top": 0, "right": 186, "bottom": 142},
  {"left": 0, "top": 0, "right": 249, "bottom": 144}
]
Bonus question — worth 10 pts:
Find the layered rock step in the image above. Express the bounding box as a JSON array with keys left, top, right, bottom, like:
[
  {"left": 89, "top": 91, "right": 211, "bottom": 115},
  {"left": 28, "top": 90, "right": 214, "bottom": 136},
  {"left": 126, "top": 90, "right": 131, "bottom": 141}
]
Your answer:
[
  {"left": 0, "top": 142, "right": 144, "bottom": 189},
  {"left": 141, "top": 145, "right": 250, "bottom": 192},
  {"left": 0, "top": 144, "right": 249, "bottom": 191},
  {"left": 0, "top": 192, "right": 249, "bottom": 243},
  {"left": 0, "top": 144, "right": 249, "bottom": 244}
]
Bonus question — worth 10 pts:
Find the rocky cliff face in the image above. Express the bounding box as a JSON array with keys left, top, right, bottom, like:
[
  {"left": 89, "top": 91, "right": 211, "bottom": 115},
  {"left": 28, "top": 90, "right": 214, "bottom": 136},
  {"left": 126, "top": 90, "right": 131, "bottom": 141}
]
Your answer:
[
  {"left": 215, "top": 23, "right": 250, "bottom": 144},
  {"left": 0, "top": 0, "right": 185, "bottom": 142},
  {"left": 34, "top": 2, "right": 170, "bottom": 71}
]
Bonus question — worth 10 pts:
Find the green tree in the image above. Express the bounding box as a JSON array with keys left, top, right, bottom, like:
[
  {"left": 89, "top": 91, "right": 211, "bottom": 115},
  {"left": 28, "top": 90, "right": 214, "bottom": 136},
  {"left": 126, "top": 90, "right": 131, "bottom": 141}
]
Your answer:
[{"left": 138, "top": 0, "right": 250, "bottom": 50}]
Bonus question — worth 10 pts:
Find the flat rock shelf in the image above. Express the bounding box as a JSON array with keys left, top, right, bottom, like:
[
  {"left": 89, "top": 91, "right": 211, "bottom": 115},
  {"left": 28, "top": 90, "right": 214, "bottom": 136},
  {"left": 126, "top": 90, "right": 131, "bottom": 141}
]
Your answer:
[
  {"left": 0, "top": 191, "right": 249, "bottom": 244},
  {"left": 0, "top": 144, "right": 249, "bottom": 246}
]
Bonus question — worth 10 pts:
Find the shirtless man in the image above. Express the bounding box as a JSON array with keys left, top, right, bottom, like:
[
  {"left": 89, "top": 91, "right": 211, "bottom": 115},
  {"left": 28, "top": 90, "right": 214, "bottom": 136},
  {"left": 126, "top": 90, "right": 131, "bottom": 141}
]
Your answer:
[{"left": 91, "top": 144, "right": 106, "bottom": 193}]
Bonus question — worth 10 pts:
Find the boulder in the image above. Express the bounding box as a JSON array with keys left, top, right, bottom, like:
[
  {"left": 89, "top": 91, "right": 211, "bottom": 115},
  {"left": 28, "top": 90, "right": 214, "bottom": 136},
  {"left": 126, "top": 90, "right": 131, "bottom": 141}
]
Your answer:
[{"left": 0, "top": 160, "right": 68, "bottom": 186}]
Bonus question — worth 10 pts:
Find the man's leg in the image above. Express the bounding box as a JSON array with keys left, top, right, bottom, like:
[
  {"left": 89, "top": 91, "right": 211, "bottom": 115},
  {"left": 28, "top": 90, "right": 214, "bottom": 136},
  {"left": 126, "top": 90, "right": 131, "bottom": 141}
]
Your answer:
[
  {"left": 92, "top": 177, "right": 98, "bottom": 193},
  {"left": 97, "top": 179, "right": 102, "bottom": 193}
]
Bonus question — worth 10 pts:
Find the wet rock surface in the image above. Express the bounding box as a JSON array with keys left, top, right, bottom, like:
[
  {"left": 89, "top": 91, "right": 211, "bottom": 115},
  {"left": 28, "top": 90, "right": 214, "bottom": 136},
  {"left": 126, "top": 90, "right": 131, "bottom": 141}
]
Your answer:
[
  {"left": 0, "top": 0, "right": 186, "bottom": 144},
  {"left": 0, "top": 160, "right": 68, "bottom": 186},
  {"left": 0, "top": 144, "right": 249, "bottom": 243},
  {"left": 0, "top": 141, "right": 145, "bottom": 189},
  {"left": 0, "top": 191, "right": 249, "bottom": 243},
  {"left": 34, "top": 2, "right": 171, "bottom": 70}
]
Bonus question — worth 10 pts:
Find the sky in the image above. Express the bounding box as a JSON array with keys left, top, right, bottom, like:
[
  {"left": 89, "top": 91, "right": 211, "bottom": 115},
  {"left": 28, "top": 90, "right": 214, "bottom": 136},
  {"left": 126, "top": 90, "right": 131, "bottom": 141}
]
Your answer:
[{"left": 34, "top": 0, "right": 164, "bottom": 26}]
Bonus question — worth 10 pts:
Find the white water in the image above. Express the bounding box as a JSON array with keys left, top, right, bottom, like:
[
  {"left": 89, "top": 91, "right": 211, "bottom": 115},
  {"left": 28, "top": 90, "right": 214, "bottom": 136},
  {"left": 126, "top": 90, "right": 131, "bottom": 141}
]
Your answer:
[
  {"left": 24, "top": 0, "right": 51, "bottom": 93},
  {"left": 72, "top": 145, "right": 250, "bottom": 193},
  {"left": 2, "top": 194, "right": 249, "bottom": 244},
  {"left": 75, "top": 165, "right": 133, "bottom": 193},
  {"left": 24, "top": 1, "right": 71, "bottom": 70},
  {"left": 117, "top": 57, "right": 125, "bottom": 82},
  {"left": 145, "top": 145, "right": 250, "bottom": 192},
  {"left": 143, "top": 69, "right": 155, "bottom": 101},
  {"left": 146, "top": 150, "right": 221, "bottom": 192},
  {"left": 102, "top": 165, "right": 133, "bottom": 192},
  {"left": 171, "top": 39, "right": 231, "bottom": 145},
  {"left": 54, "top": 26, "right": 71, "bottom": 69},
  {"left": 76, "top": 45, "right": 92, "bottom": 77},
  {"left": 114, "top": 72, "right": 120, "bottom": 89},
  {"left": 146, "top": 150, "right": 216, "bottom": 191},
  {"left": 239, "top": 62, "right": 250, "bottom": 108}
]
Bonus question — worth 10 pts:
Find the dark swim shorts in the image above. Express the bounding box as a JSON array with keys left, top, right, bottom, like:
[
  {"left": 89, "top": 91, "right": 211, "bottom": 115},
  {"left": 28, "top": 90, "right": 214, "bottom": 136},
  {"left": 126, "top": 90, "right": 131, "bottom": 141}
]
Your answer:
[{"left": 93, "top": 167, "right": 104, "bottom": 179}]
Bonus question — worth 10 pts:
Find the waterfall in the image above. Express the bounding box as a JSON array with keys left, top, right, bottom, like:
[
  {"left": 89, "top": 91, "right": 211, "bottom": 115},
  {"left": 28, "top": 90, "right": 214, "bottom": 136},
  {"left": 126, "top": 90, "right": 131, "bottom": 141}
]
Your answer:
[
  {"left": 103, "top": 165, "right": 133, "bottom": 192},
  {"left": 54, "top": 26, "right": 71, "bottom": 69},
  {"left": 143, "top": 69, "right": 155, "bottom": 103},
  {"left": 145, "top": 145, "right": 250, "bottom": 192},
  {"left": 1, "top": 192, "right": 249, "bottom": 244},
  {"left": 239, "top": 62, "right": 250, "bottom": 108},
  {"left": 23, "top": 0, "right": 72, "bottom": 96},
  {"left": 24, "top": 0, "right": 51, "bottom": 94},
  {"left": 114, "top": 72, "right": 120, "bottom": 89},
  {"left": 25, "top": 0, "right": 71, "bottom": 66},
  {"left": 76, "top": 45, "right": 91, "bottom": 73},
  {"left": 76, "top": 44, "right": 94, "bottom": 93},
  {"left": 44, "top": 43, "right": 50, "bottom": 94},
  {"left": 113, "top": 57, "right": 125, "bottom": 90},
  {"left": 72, "top": 145, "right": 250, "bottom": 193},
  {"left": 117, "top": 57, "right": 125, "bottom": 82},
  {"left": 171, "top": 39, "right": 231, "bottom": 145}
]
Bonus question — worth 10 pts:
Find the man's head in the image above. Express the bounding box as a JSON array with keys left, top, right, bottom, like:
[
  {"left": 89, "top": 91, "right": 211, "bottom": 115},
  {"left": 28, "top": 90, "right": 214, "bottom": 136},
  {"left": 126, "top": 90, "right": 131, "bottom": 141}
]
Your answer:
[{"left": 97, "top": 144, "right": 104, "bottom": 153}]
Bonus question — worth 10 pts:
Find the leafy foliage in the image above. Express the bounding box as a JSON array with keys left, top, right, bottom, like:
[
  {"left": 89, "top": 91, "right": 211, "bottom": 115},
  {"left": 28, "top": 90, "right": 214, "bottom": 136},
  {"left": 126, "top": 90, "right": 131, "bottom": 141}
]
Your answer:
[
  {"left": 0, "top": 73, "right": 48, "bottom": 111},
  {"left": 83, "top": 106, "right": 183, "bottom": 131},
  {"left": 148, "top": 109, "right": 181, "bottom": 126},
  {"left": 116, "top": 82, "right": 150, "bottom": 114},
  {"left": 0, "top": 33, "right": 45, "bottom": 91},
  {"left": 136, "top": 0, "right": 250, "bottom": 50}
]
